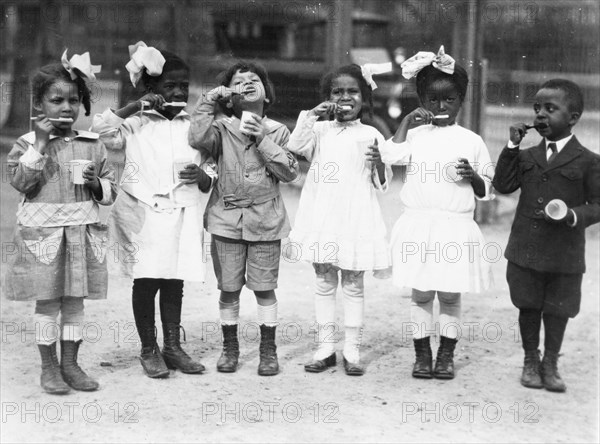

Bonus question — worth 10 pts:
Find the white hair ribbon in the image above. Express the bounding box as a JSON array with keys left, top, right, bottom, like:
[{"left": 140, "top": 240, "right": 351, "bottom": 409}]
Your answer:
[
  {"left": 125, "top": 41, "right": 166, "bottom": 87},
  {"left": 361, "top": 62, "right": 393, "bottom": 90},
  {"left": 61, "top": 49, "right": 101, "bottom": 81},
  {"left": 400, "top": 45, "right": 455, "bottom": 80}
]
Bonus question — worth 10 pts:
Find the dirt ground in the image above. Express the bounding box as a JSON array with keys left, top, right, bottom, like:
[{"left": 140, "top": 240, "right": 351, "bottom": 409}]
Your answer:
[{"left": 0, "top": 143, "right": 599, "bottom": 444}]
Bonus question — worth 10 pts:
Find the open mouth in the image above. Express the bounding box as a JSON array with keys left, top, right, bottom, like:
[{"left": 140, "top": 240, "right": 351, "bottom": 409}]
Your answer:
[
  {"left": 49, "top": 117, "right": 74, "bottom": 123},
  {"left": 338, "top": 104, "right": 353, "bottom": 112}
]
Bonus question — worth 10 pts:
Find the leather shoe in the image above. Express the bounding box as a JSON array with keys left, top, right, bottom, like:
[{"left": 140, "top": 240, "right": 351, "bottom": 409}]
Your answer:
[
  {"left": 304, "top": 353, "right": 336, "bottom": 373},
  {"left": 343, "top": 356, "right": 364, "bottom": 376}
]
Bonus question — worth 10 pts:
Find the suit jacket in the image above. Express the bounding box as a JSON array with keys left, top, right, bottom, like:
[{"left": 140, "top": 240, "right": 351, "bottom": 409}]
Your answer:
[{"left": 493, "top": 136, "right": 600, "bottom": 273}]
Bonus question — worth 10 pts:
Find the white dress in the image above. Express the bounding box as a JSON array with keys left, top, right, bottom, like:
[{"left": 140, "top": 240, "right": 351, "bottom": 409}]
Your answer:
[
  {"left": 287, "top": 111, "right": 391, "bottom": 271},
  {"left": 380, "top": 124, "right": 494, "bottom": 293},
  {"left": 92, "top": 108, "right": 216, "bottom": 281}
]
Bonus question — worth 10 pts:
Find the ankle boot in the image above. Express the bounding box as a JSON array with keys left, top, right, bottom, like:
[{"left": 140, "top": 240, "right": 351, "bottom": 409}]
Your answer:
[
  {"left": 412, "top": 337, "right": 433, "bottom": 379},
  {"left": 433, "top": 336, "right": 457, "bottom": 379},
  {"left": 60, "top": 340, "right": 99, "bottom": 391},
  {"left": 217, "top": 324, "right": 240, "bottom": 373},
  {"left": 541, "top": 351, "right": 567, "bottom": 392},
  {"left": 258, "top": 324, "right": 279, "bottom": 376},
  {"left": 138, "top": 326, "right": 169, "bottom": 379},
  {"left": 520, "top": 349, "right": 543, "bottom": 389},
  {"left": 162, "top": 323, "right": 205, "bottom": 374},
  {"left": 38, "top": 343, "right": 71, "bottom": 395}
]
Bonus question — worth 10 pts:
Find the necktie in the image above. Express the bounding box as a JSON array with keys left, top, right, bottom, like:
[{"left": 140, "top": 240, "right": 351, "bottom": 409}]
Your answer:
[{"left": 547, "top": 142, "right": 558, "bottom": 164}]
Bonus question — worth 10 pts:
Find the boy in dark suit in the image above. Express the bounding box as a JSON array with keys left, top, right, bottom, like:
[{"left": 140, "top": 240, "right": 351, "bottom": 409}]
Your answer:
[{"left": 493, "top": 79, "right": 600, "bottom": 392}]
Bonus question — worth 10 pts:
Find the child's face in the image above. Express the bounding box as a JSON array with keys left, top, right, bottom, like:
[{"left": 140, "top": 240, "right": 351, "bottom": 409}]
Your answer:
[
  {"left": 151, "top": 69, "right": 189, "bottom": 117},
  {"left": 229, "top": 69, "right": 266, "bottom": 114},
  {"left": 36, "top": 80, "right": 80, "bottom": 129},
  {"left": 330, "top": 75, "right": 363, "bottom": 122},
  {"left": 533, "top": 88, "right": 580, "bottom": 141},
  {"left": 420, "top": 79, "right": 462, "bottom": 126}
]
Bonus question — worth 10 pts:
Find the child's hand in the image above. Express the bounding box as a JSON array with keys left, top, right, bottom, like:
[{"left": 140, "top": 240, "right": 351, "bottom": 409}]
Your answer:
[
  {"left": 83, "top": 163, "right": 101, "bottom": 191},
  {"left": 206, "top": 86, "right": 235, "bottom": 102},
  {"left": 178, "top": 163, "right": 207, "bottom": 184},
  {"left": 308, "top": 102, "right": 337, "bottom": 118},
  {"left": 509, "top": 123, "right": 529, "bottom": 145},
  {"left": 243, "top": 113, "right": 267, "bottom": 143},
  {"left": 32, "top": 115, "right": 53, "bottom": 153},
  {"left": 365, "top": 138, "right": 383, "bottom": 168},
  {"left": 456, "top": 158, "right": 475, "bottom": 181},
  {"left": 138, "top": 93, "right": 165, "bottom": 110},
  {"left": 405, "top": 107, "right": 435, "bottom": 126}
]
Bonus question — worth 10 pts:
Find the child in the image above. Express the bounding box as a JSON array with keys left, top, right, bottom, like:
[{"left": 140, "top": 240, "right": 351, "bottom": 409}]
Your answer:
[
  {"left": 92, "top": 42, "right": 213, "bottom": 378},
  {"left": 493, "top": 79, "right": 600, "bottom": 392},
  {"left": 188, "top": 61, "right": 298, "bottom": 376},
  {"left": 6, "top": 50, "right": 116, "bottom": 394},
  {"left": 287, "top": 64, "right": 392, "bottom": 376},
  {"left": 380, "top": 46, "right": 494, "bottom": 380}
]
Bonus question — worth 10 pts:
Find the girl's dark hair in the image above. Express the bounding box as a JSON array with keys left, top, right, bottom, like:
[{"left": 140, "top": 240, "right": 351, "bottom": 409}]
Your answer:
[
  {"left": 217, "top": 60, "right": 276, "bottom": 111},
  {"left": 320, "top": 64, "right": 373, "bottom": 119},
  {"left": 32, "top": 63, "right": 92, "bottom": 116},
  {"left": 141, "top": 50, "right": 190, "bottom": 90},
  {"left": 416, "top": 63, "right": 469, "bottom": 103}
]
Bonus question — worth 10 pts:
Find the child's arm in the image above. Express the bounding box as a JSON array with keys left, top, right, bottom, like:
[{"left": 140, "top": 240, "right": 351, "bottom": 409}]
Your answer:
[
  {"left": 250, "top": 122, "right": 299, "bottom": 183},
  {"left": 380, "top": 108, "right": 431, "bottom": 165},
  {"left": 84, "top": 142, "right": 117, "bottom": 205},
  {"left": 8, "top": 117, "right": 56, "bottom": 195},
  {"left": 491, "top": 123, "right": 529, "bottom": 194},
  {"left": 188, "top": 87, "right": 232, "bottom": 159},
  {"left": 456, "top": 158, "right": 486, "bottom": 198},
  {"left": 574, "top": 155, "right": 600, "bottom": 228},
  {"left": 288, "top": 103, "right": 336, "bottom": 162}
]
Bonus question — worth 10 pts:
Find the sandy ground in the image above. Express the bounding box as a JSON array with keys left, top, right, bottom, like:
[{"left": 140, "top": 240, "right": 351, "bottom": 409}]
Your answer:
[{"left": 0, "top": 142, "right": 599, "bottom": 443}]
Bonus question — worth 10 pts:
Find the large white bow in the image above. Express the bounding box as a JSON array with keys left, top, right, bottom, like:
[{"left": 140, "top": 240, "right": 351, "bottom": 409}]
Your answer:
[
  {"left": 125, "top": 41, "right": 166, "bottom": 87},
  {"left": 361, "top": 62, "right": 393, "bottom": 90},
  {"left": 61, "top": 49, "right": 101, "bottom": 81},
  {"left": 400, "top": 45, "right": 455, "bottom": 80}
]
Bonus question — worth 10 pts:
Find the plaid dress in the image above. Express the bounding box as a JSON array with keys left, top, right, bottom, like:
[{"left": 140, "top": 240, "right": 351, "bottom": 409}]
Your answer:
[{"left": 5, "top": 131, "right": 117, "bottom": 301}]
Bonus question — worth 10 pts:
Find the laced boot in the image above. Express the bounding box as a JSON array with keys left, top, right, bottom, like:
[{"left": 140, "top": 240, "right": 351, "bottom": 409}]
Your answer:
[
  {"left": 162, "top": 323, "right": 205, "bottom": 374},
  {"left": 541, "top": 351, "right": 567, "bottom": 392},
  {"left": 217, "top": 324, "right": 240, "bottom": 373},
  {"left": 60, "top": 340, "right": 99, "bottom": 391},
  {"left": 433, "top": 336, "right": 458, "bottom": 380},
  {"left": 138, "top": 326, "right": 169, "bottom": 378},
  {"left": 258, "top": 324, "right": 279, "bottom": 376},
  {"left": 520, "top": 349, "right": 543, "bottom": 389},
  {"left": 38, "top": 343, "right": 71, "bottom": 395},
  {"left": 412, "top": 336, "right": 433, "bottom": 379}
]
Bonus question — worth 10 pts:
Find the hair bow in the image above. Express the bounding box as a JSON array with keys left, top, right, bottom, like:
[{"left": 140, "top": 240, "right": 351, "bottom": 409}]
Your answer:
[
  {"left": 61, "top": 49, "right": 101, "bottom": 81},
  {"left": 400, "top": 45, "right": 455, "bottom": 80},
  {"left": 125, "top": 41, "right": 166, "bottom": 87},
  {"left": 361, "top": 62, "right": 393, "bottom": 90}
]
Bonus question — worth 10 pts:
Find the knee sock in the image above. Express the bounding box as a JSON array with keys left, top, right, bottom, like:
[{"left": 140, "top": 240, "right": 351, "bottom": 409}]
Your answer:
[
  {"left": 219, "top": 299, "right": 240, "bottom": 326},
  {"left": 342, "top": 271, "right": 364, "bottom": 363},
  {"left": 542, "top": 313, "right": 568, "bottom": 354},
  {"left": 313, "top": 269, "right": 338, "bottom": 360},
  {"left": 519, "top": 309, "right": 542, "bottom": 351},
  {"left": 257, "top": 301, "right": 278, "bottom": 327},
  {"left": 61, "top": 297, "right": 85, "bottom": 341},
  {"left": 410, "top": 290, "right": 435, "bottom": 339},
  {"left": 438, "top": 292, "right": 461, "bottom": 339},
  {"left": 34, "top": 300, "right": 61, "bottom": 345},
  {"left": 159, "top": 279, "right": 184, "bottom": 325}
]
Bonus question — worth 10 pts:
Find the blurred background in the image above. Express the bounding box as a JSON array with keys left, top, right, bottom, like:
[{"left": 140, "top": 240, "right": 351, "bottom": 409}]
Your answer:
[{"left": 1, "top": 0, "right": 599, "bottom": 221}]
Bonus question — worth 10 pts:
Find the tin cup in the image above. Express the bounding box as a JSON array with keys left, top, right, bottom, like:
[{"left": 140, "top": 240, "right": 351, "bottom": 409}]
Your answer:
[
  {"left": 173, "top": 158, "right": 194, "bottom": 180},
  {"left": 544, "top": 199, "right": 568, "bottom": 220},
  {"left": 68, "top": 159, "right": 93, "bottom": 185},
  {"left": 240, "top": 111, "right": 257, "bottom": 135}
]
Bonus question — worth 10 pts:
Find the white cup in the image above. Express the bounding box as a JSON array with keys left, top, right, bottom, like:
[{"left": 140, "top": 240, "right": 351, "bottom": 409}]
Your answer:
[
  {"left": 240, "top": 111, "right": 257, "bottom": 135},
  {"left": 544, "top": 199, "right": 568, "bottom": 220},
  {"left": 173, "top": 158, "right": 194, "bottom": 179},
  {"left": 68, "top": 159, "right": 93, "bottom": 185},
  {"left": 445, "top": 158, "right": 463, "bottom": 182}
]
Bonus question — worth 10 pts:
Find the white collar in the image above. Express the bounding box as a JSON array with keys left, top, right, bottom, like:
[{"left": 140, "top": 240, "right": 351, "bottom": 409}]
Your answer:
[
  {"left": 545, "top": 134, "right": 573, "bottom": 152},
  {"left": 22, "top": 130, "right": 99, "bottom": 144}
]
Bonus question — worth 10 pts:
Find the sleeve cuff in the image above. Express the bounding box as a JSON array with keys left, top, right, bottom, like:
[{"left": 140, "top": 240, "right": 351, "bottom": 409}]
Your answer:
[
  {"left": 507, "top": 140, "right": 519, "bottom": 149},
  {"left": 93, "top": 178, "right": 113, "bottom": 205},
  {"left": 371, "top": 164, "right": 392, "bottom": 192},
  {"left": 101, "top": 108, "right": 126, "bottom": 126},
  {"left": 567, "top": 209, "right": 578, "bottom": 227},
  {"left": 19, "top": 146, "right": 47, "bottom": 170}
]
